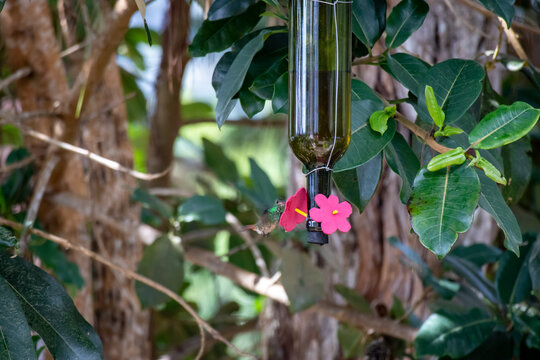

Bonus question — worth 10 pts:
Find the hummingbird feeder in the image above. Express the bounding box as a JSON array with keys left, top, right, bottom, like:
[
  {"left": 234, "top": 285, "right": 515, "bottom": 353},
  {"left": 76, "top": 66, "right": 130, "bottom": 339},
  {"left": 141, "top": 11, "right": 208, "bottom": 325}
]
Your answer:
[{"left": 284, "top": 0, "right": 353, "bottom": 245}]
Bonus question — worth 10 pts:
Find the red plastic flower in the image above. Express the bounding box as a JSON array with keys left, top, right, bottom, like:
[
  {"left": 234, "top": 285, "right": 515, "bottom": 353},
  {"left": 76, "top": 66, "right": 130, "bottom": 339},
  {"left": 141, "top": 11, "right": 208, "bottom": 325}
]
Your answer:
[
  {"left": 279, "top": 188, "right": 308, "bottom": 232},
  {"left": 309, "top": 194, "right": 352, "bottom": 235}
]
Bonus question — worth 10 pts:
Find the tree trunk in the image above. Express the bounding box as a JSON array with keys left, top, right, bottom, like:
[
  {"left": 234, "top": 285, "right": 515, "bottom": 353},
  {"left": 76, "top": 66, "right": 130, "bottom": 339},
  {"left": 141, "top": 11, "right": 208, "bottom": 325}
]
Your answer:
[
  {"left": 1, "top": 1, "right": 151, "bottom": 358},
  {"left": 147, "top": 0, "right": 191, "bottom": 188},
  {"left": 262, "top": 1, "right": 501, "bottom": 359}
]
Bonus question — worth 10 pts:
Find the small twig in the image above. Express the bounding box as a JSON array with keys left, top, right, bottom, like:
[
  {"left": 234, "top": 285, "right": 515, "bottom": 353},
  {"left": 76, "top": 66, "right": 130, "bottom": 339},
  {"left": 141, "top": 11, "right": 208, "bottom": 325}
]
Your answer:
[
  {"left": 442, "top": 0, "right": 494, "bottom": 39},
  {"left": 19, "top": 156, "right": 60, "bottom": 257},
  {"left": 0, "top": 217, "right": 257, "bottom": 360},
  {"left": 59, "top": 42, "right": 89, "bottom": 58},
  {"left": 181, "top": 118, "right": 287, "bottom": 128},
  {"left": 394, "top": 112, "right": 452, "bottom": 154},
  {"left": 352, "top": 55, "right": 381, "bottom": 66},
  {"left": 500, "top": 17, "right": 529, "bottom": 61},
  {"left": 456, "top": 0, "right": 540, "bottom": 36},
  {"left": 148, "top": 187, "right": 194, "bottom": 198},
  {"left": 0, "top": 68, "right": 32, "bottom": 92},
  {"left": 0, "top": 155, "right": 36, "bottom": 173},
  {"left": 226, "top": 213, "right": 270, "bottom": 277},
  {"left": 21, "top": 128, "right": 170, "bottom": 181},
  {"left": 83, "top": 92, "right": 136, "bottom": 123}
]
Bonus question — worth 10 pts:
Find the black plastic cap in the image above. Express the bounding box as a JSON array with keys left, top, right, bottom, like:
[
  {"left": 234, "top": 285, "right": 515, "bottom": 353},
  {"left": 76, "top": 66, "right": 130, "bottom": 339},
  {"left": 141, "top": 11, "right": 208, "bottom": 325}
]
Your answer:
[{"left": 307, "top": 231, "right": 328, "bottom": 245}]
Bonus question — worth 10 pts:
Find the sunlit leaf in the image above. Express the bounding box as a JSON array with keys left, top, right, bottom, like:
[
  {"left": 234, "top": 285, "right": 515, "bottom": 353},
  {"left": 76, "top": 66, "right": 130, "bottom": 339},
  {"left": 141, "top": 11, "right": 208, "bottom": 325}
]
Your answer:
[{"left": 409, "top": 165, "right": 480, "bottom": 258}]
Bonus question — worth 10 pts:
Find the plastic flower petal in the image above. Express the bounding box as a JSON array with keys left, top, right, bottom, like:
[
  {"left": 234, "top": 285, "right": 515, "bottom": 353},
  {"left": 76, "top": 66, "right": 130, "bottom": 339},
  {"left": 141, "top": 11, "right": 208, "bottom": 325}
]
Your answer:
[
  {"left": 309, "top": 194, "right": 352, "bottom": 235},
  {"left": 279, "top": 188, "right": 308, "bottom": 232}
]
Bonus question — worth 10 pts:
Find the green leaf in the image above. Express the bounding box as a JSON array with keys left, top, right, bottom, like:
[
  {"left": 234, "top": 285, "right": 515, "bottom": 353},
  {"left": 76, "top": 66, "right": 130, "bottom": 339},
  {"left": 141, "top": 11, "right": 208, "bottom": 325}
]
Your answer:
[
  {"left": 469, "top": 102, "right": 540, "bottom": 150},
  {"left": 335, "top": 100, "right": 396, "bottom": 172},
  {"left": 425, "top": 85, "right": 445, "bottom": 127},
  {"left": 334, "top": 285, "right": 372, "bottom": 313},
  {"left": 409, "top": 164, "right": 480, "bottom": 258},
  {"left": 415, "top": 308, "right": 496, "bottom": 358},
  {"left": 477, "top": 172, "right": 522, "bottom": 256},
  {"left": 0, "top": 275, "right": 37, "bottom": 360},
  {"left": 529, "top": 238, "right": 540, "bottom": 296},
  {"left": 1, "top": 124, "right": 24, "bottom": 147},
  {"left": 444, "top": 255, "right": 499, "bottom": 304},
  {"left": 474, "top": 156, "right": 507, "bottom": 185},
  {"left": 208, "top": 0, "right": 258, "bottom": 21},
  {"left": 30, "top": 238, "right": 84, "bottom": 290},
  {"left": 450, "top": 244, "right": 503, "bottom": 267},
  {"left": 384, "top": 53, "right": 430, "bottom": 96},
  {"left": 249, "top": 58, "right": 287, "bottom": 100},
  {"left": 188, "top": 2, "right": 265, "bottom": 57},
  {"left": 239, "top": 88, "right": 265, "bottom": 118},
  {"left": 417, "top": 59, "right": 485, "bottom": 124},
  {"left": 266, "top": 243, "right": 324, "bottom": 313},
  {"left": 477, "top": 0, "right": 515, "bottom": 27},
  {"left": 239, "top": 158, "right": 278, "bottom": 211},
  {"left": 131, "top": 187, "right": 173, "bottom": 219},
  {"left": 385, "top": 0, "right": 429, "bottom": 49},
  {"left": 369, "top": 105, "right": 395, "bottom": 135},
  {"left": 333, "top": 153, "right": 382, "bottom": 212},
  {"left": 457, "top": 331, "right": 514, "bottom": 360},
  {"left": 384, "top": 133, "right": 420, "bottom": 203},
  {"left": 338, "top": 324, "right": 366, "bottom": 358},
  {"left": 271, "top": 72, "right": 288, "bottom": 114},
  {"left": 426, "top": 147, "right": 466, "bottom": 172},
  {"left": 0, "top": 227, "right": 17, "bottom": 248},
  {"left": 135, "top": 235, "right": 184, "bottom": 308},
  {"left": 0, "top": 0, "right": 5, "bottom": 14},
  {"left": 0, "top": 253, "right": 103, "bottom": 359},
  {"left": 202, "top": 138, "right": 239, "bottom": 183},
  {"left": 434, "top": 125, "right": 464, "bottom": 138},
  {"left": 215, "top": 28, "right": 275, "bottom": 127},
  {"left": 502, "top": 139, "right": 531, "bottom": 204},
  {"left": 352, "top": 0, "right": 386, "bottom": 48},
  {"left": 178, "top": 195, "right": 227, "bottom": 225},
  {"left": 351, "top": 79, "right": 382, "bottom": 104},
  {"left": 496, "top": 241, "right": 532, "bottom": 304}
]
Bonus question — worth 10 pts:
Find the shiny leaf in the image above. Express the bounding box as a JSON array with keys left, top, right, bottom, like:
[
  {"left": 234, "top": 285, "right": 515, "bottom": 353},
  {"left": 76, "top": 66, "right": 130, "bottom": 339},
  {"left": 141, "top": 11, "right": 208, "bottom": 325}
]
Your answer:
[
  {"left": 239, "top": 88, "right": 265, "bottom": 118},
  {"left": 502, "top": 139, "right": 532, "bottom": 204},
  {"left": 434, "top": 125, "right": 464, "bottom": 138},
  {"left": 385, "top": 53, "right": 430, "bottom": 96},
  {"left": 333, "top": 153, "right": 382, "bottom": 212},
  {"left": 0, "top": 253, "right": 103, "bottom": 359},
  {"left": 477, "top": 0, "right": 515, "bottom": 27},
  {"left": 335, "top": 100, "right": 396, "bottom": 172},
  {"left": 208, "top": 0, "right": 258, "bottom": 21},
  {"left": 189, "top": 2, "right": 265, "bottom": 57},
  {"left": 477, "top": 172, "right": 522, "bottom": 256},
  {"left": 425, "top": 85, "right": 445, "bottom": 127},
  {"left": 271, "top": 72, "right": 288, "bottom": 114},
  {"left": 352, "top": 0, "right": 386, "bottom": 48},
  {"left": 417, "top": 59, "right": 485, "bottom": 124},
  {"left": 249, "top": 58, "right": 287, "bottom": 100},
  {"left": 385, "top": 133, "right": 420, "bottom": 203},
  {"left": 415, "top": 308, "right": 497, "bottom": 358},
  {"left": 409, "top": 165, "right": 480, "bottom": 258},
  {"left": 0, "top": 275, "right": 37, "bottom": 360},
  {"left": 385, "top": 0, "right": 429, "bottom": 49},
  {"left": 469, "top": 102, "right": 540, "bottom": 150}
]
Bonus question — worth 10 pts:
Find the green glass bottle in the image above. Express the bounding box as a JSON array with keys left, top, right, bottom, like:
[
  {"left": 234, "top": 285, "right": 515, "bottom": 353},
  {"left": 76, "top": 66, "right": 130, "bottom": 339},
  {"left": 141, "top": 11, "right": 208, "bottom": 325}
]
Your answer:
[{"left": 289, "top": 0, "right": 352, "bottom": 244}]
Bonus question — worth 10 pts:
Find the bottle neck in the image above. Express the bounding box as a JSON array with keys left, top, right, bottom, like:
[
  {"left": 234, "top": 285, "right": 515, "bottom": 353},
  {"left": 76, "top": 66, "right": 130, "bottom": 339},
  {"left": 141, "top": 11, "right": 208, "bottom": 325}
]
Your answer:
[{"left": 306, "top": 169, "right": 332, "bottom": 245}]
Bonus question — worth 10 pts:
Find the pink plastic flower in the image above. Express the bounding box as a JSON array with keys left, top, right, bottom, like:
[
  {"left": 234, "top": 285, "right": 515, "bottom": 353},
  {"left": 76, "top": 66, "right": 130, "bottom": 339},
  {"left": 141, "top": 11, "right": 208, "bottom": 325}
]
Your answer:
[
  {"left": 309, "top": 194, "right": 352, "bottom": 235},
  {"left": 279, "top": 188, "right": 308, "bottom": 232}
]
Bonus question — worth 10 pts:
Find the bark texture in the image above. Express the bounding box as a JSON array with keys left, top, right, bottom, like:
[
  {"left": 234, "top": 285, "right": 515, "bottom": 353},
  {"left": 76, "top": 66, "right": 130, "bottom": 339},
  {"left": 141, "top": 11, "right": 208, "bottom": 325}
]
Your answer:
[
  {"left": 1, "top": 0, "right": 150, "bottom": 358},
  {"left": 147, "top": 0, "right": 191, "bottom": 187}
]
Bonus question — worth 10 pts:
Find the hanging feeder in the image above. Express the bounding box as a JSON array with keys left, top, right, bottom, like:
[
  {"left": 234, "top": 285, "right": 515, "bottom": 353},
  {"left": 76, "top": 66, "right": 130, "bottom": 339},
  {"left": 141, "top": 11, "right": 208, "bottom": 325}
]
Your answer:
[{"left": 288, "top": 0, "right": 352, "bottom": 245}]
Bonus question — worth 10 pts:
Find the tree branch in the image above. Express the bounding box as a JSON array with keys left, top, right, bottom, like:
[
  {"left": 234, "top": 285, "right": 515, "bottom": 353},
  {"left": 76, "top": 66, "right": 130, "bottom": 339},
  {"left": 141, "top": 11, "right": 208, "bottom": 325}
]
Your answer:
[
  {"left": 68, "top": 0, "right": 138, "bottom": 117},
  {"left": 394, "top": 112, "right": 453, "bottom": 154},
  {"left": 0, "top": 217, "right": 257, "bottom": 360},
  {"left": 183, "top": 246, "right": 418, "bottom": 342},
  {"left": 455, "top": 0, "right": 540, "bottom": 36},
  {"left": 18, "top": 127, "right": 170, "bottom": 181},
  {"left": 0, "top": 67, "right": 32, "bottom": 91}
]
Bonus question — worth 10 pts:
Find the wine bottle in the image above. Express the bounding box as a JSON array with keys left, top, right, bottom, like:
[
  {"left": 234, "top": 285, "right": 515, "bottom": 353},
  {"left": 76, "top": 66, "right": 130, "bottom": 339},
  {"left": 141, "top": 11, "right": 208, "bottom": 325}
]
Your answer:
[{"left": 289, "top": 0, "right": 352, "bottom": 244}]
